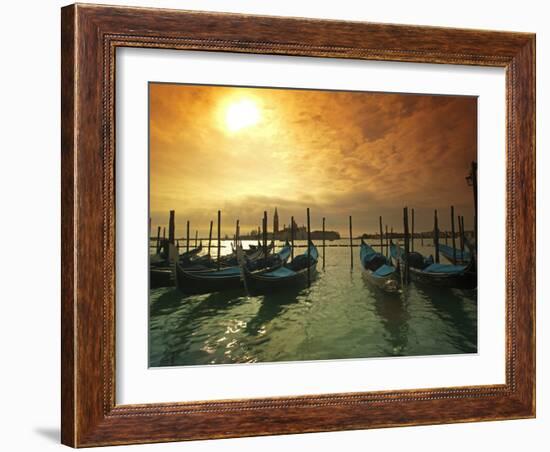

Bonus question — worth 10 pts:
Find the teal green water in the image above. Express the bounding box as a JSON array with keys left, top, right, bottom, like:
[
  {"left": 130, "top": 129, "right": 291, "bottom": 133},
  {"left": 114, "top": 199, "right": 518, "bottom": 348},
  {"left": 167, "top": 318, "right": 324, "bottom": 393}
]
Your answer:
[{"left": 149, "top": 240, "right": 477, "bottom": 367}]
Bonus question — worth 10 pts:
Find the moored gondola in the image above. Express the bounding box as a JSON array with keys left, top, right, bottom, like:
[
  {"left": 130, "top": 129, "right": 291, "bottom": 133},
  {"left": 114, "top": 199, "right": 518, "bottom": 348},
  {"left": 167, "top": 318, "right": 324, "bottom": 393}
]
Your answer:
[
  {"left": 181, "top": 241, "right": 275, "bottom": 271},
  {"left": 438, "top": 243, "right": 471, "bottom": 265},
  {"left": 359, "top": 239, "right": 399, "bottom": 292},
  {"left": 390, "top": 243, "right": 476, "bottom": 289},
  {"left": 151, "top": 241, "right": 203, "bottom": 268},
  {"left": 241, "top": 242, "right": 319, "bottom": 294},
  {"left": 175, "top": 243, "right": 292, "bottom": 294},
  {"left": 150, "top": 243, "right": 203, "bottom": 288}
]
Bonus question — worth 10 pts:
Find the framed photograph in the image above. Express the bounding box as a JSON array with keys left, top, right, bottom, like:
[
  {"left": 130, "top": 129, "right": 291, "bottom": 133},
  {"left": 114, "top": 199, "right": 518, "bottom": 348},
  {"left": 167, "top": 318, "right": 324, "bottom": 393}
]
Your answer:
[{"left": 61, "top": 3, "right": 535, "bottom": 447}]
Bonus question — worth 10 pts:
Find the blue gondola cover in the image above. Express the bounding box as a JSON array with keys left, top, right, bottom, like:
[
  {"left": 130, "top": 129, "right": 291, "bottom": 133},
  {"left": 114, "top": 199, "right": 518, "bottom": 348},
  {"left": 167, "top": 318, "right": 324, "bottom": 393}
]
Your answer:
[
  {"left": 423, "top": 263, "right": 466, "bottom": 274},
  {"left": 262, "top": 267, "right": 297, "bottom": 278},
  {"left": 373, "top": 264, "right": 396, "bottom": 277}
]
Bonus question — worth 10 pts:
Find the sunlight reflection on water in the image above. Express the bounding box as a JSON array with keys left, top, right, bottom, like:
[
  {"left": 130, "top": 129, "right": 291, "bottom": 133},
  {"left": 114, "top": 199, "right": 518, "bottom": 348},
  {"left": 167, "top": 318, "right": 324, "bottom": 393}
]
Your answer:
[{"left": 149, "top": 240, "right": 477, "bottom": 367}]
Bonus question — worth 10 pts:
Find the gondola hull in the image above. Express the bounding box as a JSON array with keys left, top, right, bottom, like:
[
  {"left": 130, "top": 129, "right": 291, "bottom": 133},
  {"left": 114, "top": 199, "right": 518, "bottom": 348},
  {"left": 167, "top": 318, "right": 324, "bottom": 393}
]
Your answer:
[
  {"left": 175, "top": 267, "right": 244, "bottom": 294},
  {"left": 182, "top": 243, "right": 274, "bottom": 270},
  {"left": 390, "top": 243, "right": 476, "bottom": 290},
  {"left": 150, "top": 267, "right": 175, "bottom": 289},
  {"left": 438, "top": 244, "right": 471, "bottom": 265},
  {"left": 242, "top": 243, "right": 318, "bottom": 294},
  {"left": 244, "top": 263, "right": 317, "bottom": 294},
  {"left": 361, "top": 268, "right": 399, "bottom": 292},
  {"left": 359, "top": 240, "right": 399, "bottom": 292},
  {"left": 176, "top": 244, "right": 291, "bottom": 294},
  {"left": 149, "top": 243, "right": 202, "bottom": 288},
  {"left": 408, "top": 264, "right": 476, "bottom": 289}
]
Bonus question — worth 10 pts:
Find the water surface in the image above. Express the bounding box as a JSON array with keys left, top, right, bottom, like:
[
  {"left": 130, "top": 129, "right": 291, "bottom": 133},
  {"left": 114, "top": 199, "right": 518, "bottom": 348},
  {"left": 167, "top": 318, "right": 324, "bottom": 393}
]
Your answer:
[{"left": 149, "top": 240, "right": 477, "bottom": 367}]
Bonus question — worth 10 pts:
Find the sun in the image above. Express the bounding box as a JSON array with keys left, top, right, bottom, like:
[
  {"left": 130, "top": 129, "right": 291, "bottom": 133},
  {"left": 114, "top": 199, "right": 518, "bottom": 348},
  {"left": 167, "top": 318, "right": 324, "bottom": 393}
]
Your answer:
[{"left": 225, "top": 99, "right": 261, "bottom": 132}]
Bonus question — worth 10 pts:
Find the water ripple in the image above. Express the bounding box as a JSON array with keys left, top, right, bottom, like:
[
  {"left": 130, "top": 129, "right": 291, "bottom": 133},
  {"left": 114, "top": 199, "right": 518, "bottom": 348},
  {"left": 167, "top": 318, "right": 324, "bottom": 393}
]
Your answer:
[{"left": 149, "top": 242, "right": 477, "bottom": 366}]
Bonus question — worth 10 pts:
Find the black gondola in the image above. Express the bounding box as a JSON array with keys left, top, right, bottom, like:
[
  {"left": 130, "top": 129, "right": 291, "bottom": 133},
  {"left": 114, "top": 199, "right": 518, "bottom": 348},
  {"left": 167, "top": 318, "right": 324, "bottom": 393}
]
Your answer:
[
  {"left": 390, "top": 243, "right": 476, "bottom": 289},
  {"left": 151, "top": 242, "right": 203, "bottom": 268},
  {"left": 175, "top": 243, "right": 291, "bottom": 294},
  {"left": 182, "top": 242, "right": 275, "bottom": 271},
  {"left": 241, "top": 242, "right": 319, "bottom": 294},
  {"left": 438, "top": 243, "right": 471, "bottom": 265},
  {"left": 150, "top": 243, "right": 202, "bottom": 288},
  {"left": 359, "top": 239, "right": 399, "bottom": 292}
]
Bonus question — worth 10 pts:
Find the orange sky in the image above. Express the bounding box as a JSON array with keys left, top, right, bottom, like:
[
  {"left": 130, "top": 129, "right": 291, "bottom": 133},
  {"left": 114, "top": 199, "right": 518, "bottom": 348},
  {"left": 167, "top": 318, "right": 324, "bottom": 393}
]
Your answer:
[{"left": 149, "top": 83, "right": 476, "bottom": 238}]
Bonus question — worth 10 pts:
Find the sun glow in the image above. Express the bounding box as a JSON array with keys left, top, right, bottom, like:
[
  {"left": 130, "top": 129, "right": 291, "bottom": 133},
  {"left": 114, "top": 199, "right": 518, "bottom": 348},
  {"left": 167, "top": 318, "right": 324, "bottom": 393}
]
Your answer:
[{"left": 225, "top": 99, "right": 261, "bottom": 132}]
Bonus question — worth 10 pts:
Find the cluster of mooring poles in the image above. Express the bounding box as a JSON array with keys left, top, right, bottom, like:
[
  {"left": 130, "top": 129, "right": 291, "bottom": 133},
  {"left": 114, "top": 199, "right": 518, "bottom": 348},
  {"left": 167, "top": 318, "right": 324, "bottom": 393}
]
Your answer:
[
  {"left": 149, "top": 158, "right": 477, "bottom": 283},
  {"left": 151, "top": 209, "right": 426, "bottom": 272}
]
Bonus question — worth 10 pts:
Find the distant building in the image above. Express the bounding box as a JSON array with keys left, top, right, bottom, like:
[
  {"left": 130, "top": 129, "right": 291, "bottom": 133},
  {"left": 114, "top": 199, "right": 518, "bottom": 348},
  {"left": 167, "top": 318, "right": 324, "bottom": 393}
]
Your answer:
[
  {"left": 275, "top": 224, "right": 340, "bottom": 241},
  {"left": 311, "top": 230, "right": 340, "bottom": 240},
  {"left": 273, "top": 207, "right": 279, "bottom": 235},
  {"left": 240, "top": 208, "right": 340, "bottom": 241},
  {"left": 278, "top": 224, "right": 307, "bottom": 240}
]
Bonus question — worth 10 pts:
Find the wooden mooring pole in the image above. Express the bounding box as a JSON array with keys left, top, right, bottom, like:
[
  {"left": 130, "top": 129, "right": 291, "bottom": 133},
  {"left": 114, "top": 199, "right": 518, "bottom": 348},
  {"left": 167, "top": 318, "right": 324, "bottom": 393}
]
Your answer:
[
  {"left": 156, "top": 226, "right": 161, "bottom": 254},
  {"left": 235, "top": 219, "right": 240, "bottom": 249},
  {"left": 186, "top": 220, "right": 190, "bottom": 253},
  {"left": 290, "top": 216, "right": 295, "bottom": 260},
  {"left": 450, "top": 206, "right": 456, "bottom": 263},
  {"left": 349, "top": 215, "right": 353, "bottom": 270},
  {"left": 459, "top": 215, "right": 465, "bottom": 255},
  {"left": 307, "top": 208, "right": 311, "bottom": 287},
  {"left": 207, "top": 220, "right": 213, "bottom": 256},
  {"left": 322, "top": 217, "right": 326, "bottom": 270},
  {"left": 434, "top": 209, "right": 440, "bottom": 264},
  {"left": 217, "top": 210, "right": 221, "bottom": 271},
  {"left": 195, "top": 230, "right": 198, "bottom": 247},
  {"left": 385, "top": 225, "right": 389, "bottom": 257},
  {"left": 263, "top": 211, "right": 268, "bottom": 265},
  {"left": 168, "top": 210, "right": 175, "bottom": 244},
  {"left": 379, "top": 216, "right": 384, "bottom": 252},
  {"left": 411, "top": 208, "right": 415, "bottom": 252}
]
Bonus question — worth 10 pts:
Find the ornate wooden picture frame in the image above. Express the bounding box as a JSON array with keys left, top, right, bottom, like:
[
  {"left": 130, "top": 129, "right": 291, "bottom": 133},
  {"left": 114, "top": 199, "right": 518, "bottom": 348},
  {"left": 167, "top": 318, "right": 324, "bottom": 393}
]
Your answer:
[{"left": 61, "top": 3, "right": 535, "bottom": 447}]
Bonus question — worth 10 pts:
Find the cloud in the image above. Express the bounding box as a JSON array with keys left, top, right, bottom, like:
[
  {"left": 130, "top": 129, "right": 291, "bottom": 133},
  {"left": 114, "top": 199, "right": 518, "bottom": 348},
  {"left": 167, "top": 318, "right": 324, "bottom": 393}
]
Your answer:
[{"left": 149, "top": 84, "right": 476, "bottom": 236}]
